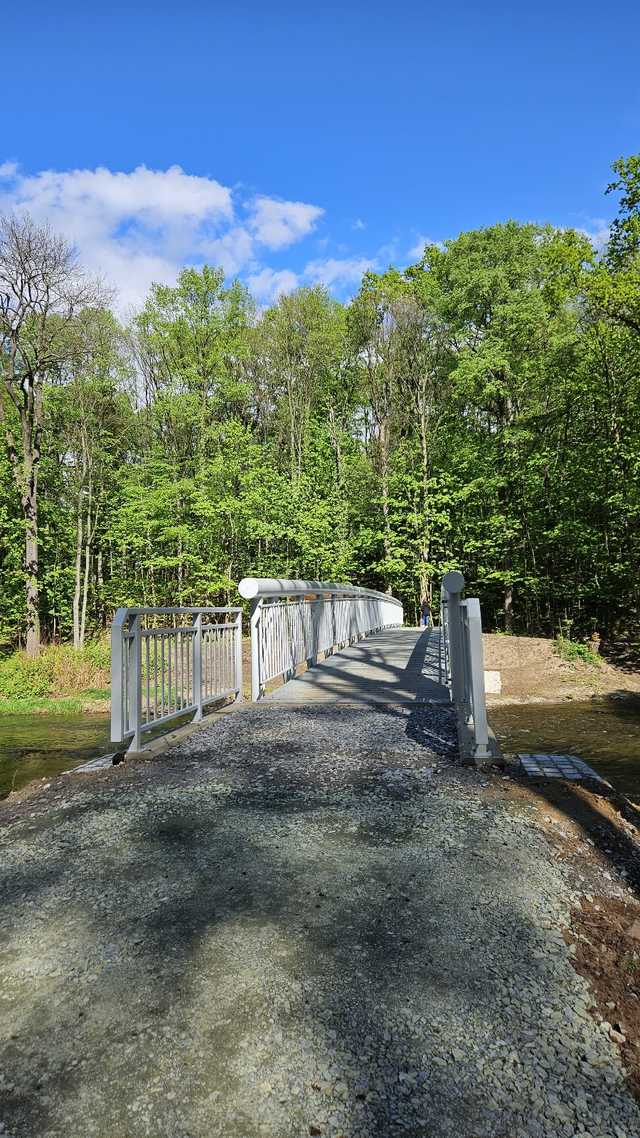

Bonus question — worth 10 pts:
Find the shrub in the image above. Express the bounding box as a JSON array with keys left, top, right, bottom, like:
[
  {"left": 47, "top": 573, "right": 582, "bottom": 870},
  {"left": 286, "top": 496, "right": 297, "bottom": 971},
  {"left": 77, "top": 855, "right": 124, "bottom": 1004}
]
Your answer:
[
  {"left": 45, "top": 642, "right": 110, "bottom": 696},
  {"left": 0, "top": 639, "right": 111, "bottom": 701},
  {"left": 82, "top": 639, "right": 111, "bottom": 672},
  {"left": 0, "top": 653, "right": 54, "bottom": 699},
  {"left": 554, "top": 635, "right": 602, "bottom": 667}
]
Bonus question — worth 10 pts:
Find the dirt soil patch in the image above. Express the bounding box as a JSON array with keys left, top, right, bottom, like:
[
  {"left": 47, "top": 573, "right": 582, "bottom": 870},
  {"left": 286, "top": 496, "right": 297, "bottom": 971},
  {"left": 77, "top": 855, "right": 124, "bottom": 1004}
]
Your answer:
[
  {"left": 568, "top": 896, "right": 640, "bottom": 1096},
  {"left": 488, "top": 764, "right": 640, "bottom": 1099},
  {"left": 483, "top": 632, "right": 640, "bottom": 704}
]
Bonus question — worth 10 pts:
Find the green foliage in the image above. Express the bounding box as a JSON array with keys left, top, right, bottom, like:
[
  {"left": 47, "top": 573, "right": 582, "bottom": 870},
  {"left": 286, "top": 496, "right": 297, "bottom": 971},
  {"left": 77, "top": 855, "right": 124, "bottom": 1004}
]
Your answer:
[
  {"left": 554, "top": 636, "right": 602, "bottom": 667},
  {"left": 0, "top": 653, "right": 53, "bottom": 699},
  {"left": 0, "top": 643, "right": 110, "bottom": 700}
]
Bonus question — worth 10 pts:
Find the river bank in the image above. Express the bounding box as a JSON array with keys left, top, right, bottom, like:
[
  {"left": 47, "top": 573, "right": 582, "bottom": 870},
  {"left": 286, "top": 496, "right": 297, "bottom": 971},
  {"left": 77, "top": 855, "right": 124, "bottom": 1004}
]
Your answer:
[
  {"left": 481, "top": 632, "right": 640, "bottom": 800},
  {"left": 1, "top": 702, "right": 639, "bottom": 1138},
  {"left": 483, "top": 632, "right": 640, "bottom": 704},
  {"left": 0, "top": 693, "right": 109, "bottom": 715}
]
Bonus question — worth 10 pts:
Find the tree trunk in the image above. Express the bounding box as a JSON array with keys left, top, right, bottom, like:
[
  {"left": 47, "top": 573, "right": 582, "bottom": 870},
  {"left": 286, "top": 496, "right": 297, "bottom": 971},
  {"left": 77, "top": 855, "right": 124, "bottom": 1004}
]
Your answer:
[
  {"left": 22, "top": 452, "right": 41, "bottom": 656},
  {"left": 502, "top": 392, "right": 515, "bottom": 635},
  {"left": 79, "top": 484, "right": 96, "bottom": 649},
  {"left": 418, "top": 404, "right": 431, "bottom": 601},
  {"left": 328, "top": 406, "right": 343, "bottom": 487},
  {"left": 96, "top": 549, "right": 105, "bottom": 629},
  {"left": 80, "top": 530, "right": 92, "bottom": 648},
  {"left": 504, "top": 583, "right": 514, "bottom": 633},
  {"left": 379, "top": 420, "right": 392, "bottom": 593},
  {"left": 73, "top": 509, "right": 83, "bottom": 649},
  {"left": 24, "top": 507, "right": 40, "bottom": 656}
]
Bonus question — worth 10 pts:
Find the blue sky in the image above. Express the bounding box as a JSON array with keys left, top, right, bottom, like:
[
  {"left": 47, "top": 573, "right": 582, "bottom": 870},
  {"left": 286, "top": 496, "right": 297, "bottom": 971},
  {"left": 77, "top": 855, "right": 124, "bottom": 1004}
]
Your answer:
[{"left": 2, "top": 0, "right": 638, "bottom": 308}]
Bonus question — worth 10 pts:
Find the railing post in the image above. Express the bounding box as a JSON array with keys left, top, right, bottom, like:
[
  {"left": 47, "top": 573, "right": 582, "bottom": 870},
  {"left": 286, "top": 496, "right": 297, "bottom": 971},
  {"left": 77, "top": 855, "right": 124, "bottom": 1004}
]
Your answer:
[
  {"left": 465, "top": 598, "right": 490, "bottom": 761},
  {"left": 235, "top": 609, "right": 243, "bottom": 701},
  {"left": 442, "top": 570, "right": 466, "bottom": 711},
  {"left": 128, "top": 612, "right": 142, "bottom": 753},
  {"left": 193, "top": 612, "right": 203, "bottom": 722},
  {"left": 250, "top": 597, "right": 262, "bottom": 702},
  {"left": 110, "top": 609, "right": 125, "bottom": 745}
]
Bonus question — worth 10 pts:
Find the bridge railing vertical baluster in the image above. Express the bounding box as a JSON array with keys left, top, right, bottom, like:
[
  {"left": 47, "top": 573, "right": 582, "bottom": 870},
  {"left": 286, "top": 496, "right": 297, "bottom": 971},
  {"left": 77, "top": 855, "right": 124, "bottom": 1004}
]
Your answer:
[
  {"left": 250, "top": 597, "right": 262, "bottom": 703},
  {"left": 110, "top": 609, "right": 126, "bottom": 745},
  {"left": 463, "top": 598, "right": 490, "bottom": 761},
  {"left": 128, "top": 613, "right": 142, "bottom": 752}
]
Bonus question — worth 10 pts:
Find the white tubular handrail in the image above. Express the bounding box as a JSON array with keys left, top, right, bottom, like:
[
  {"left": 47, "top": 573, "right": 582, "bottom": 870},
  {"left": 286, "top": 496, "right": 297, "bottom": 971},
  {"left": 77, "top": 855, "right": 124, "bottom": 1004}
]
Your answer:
[
  {"left": 440, "top": 572, "right": 490, "bottom": 763},
  {"left": 238, "top": 577, "right": 404, "bottom": 701},
  {"left": 111, "top": 606, "right": 242, "bottom": 752}
]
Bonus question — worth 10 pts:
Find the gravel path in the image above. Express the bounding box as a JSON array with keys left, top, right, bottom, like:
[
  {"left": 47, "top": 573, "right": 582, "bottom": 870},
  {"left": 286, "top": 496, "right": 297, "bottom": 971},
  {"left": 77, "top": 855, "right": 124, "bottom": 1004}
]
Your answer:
[{"left": 0, "top": 703, "right": 638, "bottom": 1138}]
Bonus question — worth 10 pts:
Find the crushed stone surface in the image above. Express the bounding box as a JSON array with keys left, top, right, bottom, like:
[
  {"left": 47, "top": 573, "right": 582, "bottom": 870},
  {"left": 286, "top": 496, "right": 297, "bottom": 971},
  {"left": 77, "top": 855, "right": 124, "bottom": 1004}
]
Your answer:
[{"left": 0, "top": 702, "right": 638, "bottom": 1138}]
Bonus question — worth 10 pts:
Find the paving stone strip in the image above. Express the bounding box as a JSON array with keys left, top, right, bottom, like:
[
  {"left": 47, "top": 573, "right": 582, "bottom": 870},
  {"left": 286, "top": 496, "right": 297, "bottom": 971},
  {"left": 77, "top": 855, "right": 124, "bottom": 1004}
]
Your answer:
[{"left": 0, "top": 703, "right": 638, "bottom": 1137}]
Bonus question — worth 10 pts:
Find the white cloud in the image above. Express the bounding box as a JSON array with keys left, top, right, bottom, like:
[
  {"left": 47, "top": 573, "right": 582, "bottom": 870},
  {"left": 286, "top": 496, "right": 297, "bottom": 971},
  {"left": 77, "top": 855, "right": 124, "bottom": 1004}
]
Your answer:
[
  {"left": 246, "top": 267, "right": 299, "bottom": 303},
  {"left": 577, "top": 217, "right": 610, "bottom": 252},
  {"left": 304, "top": 256, "right": 376, "bottom": 288},
  {"left": 407, "top": 234, "right": 444, "bottom": 260},
  {"left": 248, "top": 195, "right": 324, "bottom": 249},
  {"left": 199, "top": 226, "right": 255, "bottom": 276},
  {"left": 0, "top": 161, "right": 325, "bottom": 310},
  {"left": 8, "top": 163, "right": 232, "bottom": 234},
  {"left": 94, "top": 247, "right": 186, "bottom": 313},
  {"left": 247, "top": 256, "right": 376, "bottom": 304},
  {"left": 408, "top": 235, "right": 427, "bottom": 260}
]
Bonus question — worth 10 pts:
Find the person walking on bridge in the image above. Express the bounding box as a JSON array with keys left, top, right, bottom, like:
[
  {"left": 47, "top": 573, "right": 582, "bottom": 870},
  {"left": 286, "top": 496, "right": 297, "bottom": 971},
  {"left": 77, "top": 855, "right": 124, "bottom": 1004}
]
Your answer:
[{"left": 420, "top": 597, "right": 432, "bottom": 628}]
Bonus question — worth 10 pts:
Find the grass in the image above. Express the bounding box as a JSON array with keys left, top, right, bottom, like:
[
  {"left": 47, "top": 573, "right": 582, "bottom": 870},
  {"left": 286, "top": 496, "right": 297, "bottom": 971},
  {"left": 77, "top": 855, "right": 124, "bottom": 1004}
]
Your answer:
[{"left": 0, "top": 688, "right": 110, "bottom": 716}]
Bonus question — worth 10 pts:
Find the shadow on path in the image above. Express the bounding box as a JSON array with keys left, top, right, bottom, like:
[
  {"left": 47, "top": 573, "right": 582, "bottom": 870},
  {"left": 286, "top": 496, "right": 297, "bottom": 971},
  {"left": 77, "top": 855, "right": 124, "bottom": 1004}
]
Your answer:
[{"left": 0, "top": 704, "right": 637, "bottom": 1137}]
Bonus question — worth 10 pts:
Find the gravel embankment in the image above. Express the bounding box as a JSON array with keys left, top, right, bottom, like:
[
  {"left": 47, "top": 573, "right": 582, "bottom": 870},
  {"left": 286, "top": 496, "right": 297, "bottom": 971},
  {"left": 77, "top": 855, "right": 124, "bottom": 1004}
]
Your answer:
[{"left": 0, "top": 703, "right": 638, "bottom": 1138}]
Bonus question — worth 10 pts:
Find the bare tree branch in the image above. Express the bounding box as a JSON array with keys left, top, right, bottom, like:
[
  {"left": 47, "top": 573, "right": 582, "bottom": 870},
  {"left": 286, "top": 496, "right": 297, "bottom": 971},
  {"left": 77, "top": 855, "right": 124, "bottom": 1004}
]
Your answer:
[{"left": 0, "top": 211, "right": 112, "bottom": 653}]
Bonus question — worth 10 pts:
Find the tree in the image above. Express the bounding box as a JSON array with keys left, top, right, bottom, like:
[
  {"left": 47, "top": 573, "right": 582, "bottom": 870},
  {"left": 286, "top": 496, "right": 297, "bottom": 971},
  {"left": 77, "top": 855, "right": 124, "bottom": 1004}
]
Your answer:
[
  {"left": 406, "top": 222, "right": 592, "bottom": 629},
  {"left": 0, "top": 214, "right": 106, "bottom": 653},
  {"left": 250, "top": 287, "right": 346, "bottom": 482},
  {"left": 1, "top": 153, "right": 640, "bottom": 654},
  {"left": 46, "top": 309, "right": 131, "bottom": 646},
  {"left": 352, "top": 268, "right": 450, "bottom": 600}
]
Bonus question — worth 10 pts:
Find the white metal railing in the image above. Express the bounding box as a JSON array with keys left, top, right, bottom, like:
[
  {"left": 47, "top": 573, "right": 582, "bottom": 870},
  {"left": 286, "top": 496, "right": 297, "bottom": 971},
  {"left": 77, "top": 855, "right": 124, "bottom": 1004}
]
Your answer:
[
  {"left": 440, "top": 571, "right": 490, "bottom": 763},
  {"left": 238, "top": 577, "right": 404, "bottom": 701},
  {"left": 111, "top": 607, "right": 242, "bottom": 751}
]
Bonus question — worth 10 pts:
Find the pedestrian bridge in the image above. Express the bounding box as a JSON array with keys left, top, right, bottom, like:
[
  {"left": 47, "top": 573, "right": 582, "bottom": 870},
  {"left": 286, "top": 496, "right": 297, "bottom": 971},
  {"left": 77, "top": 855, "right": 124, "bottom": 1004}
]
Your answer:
[{"left": 110, "top": 573, "right": 489, "bottom": 763}]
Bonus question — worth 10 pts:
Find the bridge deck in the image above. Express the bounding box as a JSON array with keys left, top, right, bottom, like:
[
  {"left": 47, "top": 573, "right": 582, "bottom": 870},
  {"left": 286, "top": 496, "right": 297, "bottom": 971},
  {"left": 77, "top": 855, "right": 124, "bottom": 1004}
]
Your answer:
[{"left": 267, "top": 626, "right": 449, "bottom": 703}]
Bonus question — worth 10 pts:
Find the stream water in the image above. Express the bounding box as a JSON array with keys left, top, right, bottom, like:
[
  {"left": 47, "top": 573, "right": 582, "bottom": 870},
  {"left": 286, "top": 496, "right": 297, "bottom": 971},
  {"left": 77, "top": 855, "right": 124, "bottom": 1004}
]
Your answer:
[
  {"left": 1, "top": 695, "right": 640, "bottom": 802},
  {"left": 490, "top": 696, "right": 640, "bottom": 799},
  {"left": 0, "top": 713, "right": 111, "bottom": 798}
]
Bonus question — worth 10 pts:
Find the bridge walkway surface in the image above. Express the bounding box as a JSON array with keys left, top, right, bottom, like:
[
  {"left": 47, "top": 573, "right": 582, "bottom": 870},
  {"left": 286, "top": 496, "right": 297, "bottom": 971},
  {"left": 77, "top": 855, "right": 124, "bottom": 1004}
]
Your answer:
[{"left": 268, "top": 626, "right": 448, "bottom": 703}]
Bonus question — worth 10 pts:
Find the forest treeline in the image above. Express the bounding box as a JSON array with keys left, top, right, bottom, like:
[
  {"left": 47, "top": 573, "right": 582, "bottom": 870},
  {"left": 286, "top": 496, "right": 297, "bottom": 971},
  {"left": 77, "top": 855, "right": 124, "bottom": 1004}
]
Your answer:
[{"left": 1, "top": 155, "right": 639, "bottom": 654}]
